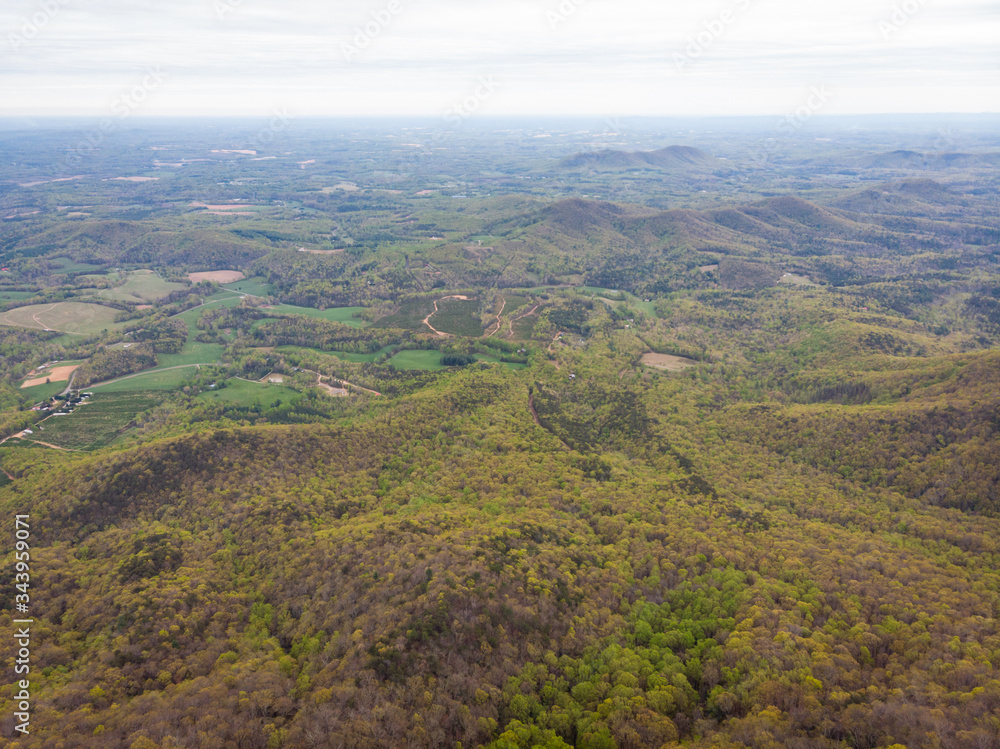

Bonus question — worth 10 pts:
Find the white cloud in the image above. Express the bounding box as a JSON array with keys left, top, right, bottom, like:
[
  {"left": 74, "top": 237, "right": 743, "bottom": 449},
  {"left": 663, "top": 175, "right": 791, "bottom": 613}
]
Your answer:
[{"left": 1, "top": 0, "right": 996, "bottom": 115}]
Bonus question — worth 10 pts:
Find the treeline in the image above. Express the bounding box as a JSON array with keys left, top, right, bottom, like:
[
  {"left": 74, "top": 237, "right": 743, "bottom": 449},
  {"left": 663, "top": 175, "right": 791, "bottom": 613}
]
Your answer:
[
  {"left": 250, "top": 317, "right": 404, "bottom": 354},
  {"left": 74, "top": 345, "right": 158, "bottom": 387},
  {"left": 123, "top": 317, "right": 188, "bottom": 354}
]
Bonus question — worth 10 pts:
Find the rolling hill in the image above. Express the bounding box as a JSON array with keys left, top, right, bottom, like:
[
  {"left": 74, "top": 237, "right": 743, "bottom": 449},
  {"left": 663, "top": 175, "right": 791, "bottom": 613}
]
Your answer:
[{"left": 555, "top": 145, "right": 721, "bottom": 172}]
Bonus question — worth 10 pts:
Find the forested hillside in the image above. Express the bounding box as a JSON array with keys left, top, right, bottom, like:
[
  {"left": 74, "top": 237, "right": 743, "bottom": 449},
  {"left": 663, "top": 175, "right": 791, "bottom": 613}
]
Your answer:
[{"left": 1, "top": 121, "right": 999, "bottom": 749}]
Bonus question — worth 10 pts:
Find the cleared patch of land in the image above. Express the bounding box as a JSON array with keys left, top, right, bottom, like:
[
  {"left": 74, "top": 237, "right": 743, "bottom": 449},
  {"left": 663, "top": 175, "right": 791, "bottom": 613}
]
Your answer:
[
  {"left": 189, "top": 270, "right": 246, "bottom": 284},
  {"left": 0, "top": 302, "right": 119, "bottom": 335},
  {"left": 268, "top": 304, "right": 368, "bottom": 328},
  {"left": 190, "top": 202, "right": 263, "bottom": 211},
  {"left": 27, "top": 391, "right": 160, "bottom": 450},
  {"left": 375, "top": 298, "right": 438, "bottom": 331},
  {"left": 779, "top": 273, "right": 819, "bottom": 286},
  {"left": 91, "top": 365, "right": 201, "bottom": 392},
  {"left": 389, "top": 350, "right": 446, "bottom": 371},
  {"left": 222, "top": 277, "right": 271, "bottom": 296},
  {"left": 51, "top": 258, "right": 104, "bottom": 274},
  {"left": 97, "top": 270, "right": 186, "bottom": 303},
  {"left": 298, "top": 248, "right": 345, "bottom": 255},
  {"left": 198, "top": 378, "right": 292, "bottom": 407},
  {"left": 0, "top": 291, "right": 37, "bottom": 302},
  {"left": 19, "top": 380, "right": 68, "bottom": 401},
  {"left": 275, "top": 344, "right": 398, "bottom": 363},
  {"left": 21, "top": 365, "right": 78, "bottom": 389},
  {"left": 18, "top": 176, "right": 83, "bottom": 187},
  {"left": 430, "top": 297, "right": 482, "bottom": 337},
  {"left": 640, "top": 353, "right": 698, "bottom": 371},
  {"left": 108, "top": 176, "right": 159, "bottom": 182}
]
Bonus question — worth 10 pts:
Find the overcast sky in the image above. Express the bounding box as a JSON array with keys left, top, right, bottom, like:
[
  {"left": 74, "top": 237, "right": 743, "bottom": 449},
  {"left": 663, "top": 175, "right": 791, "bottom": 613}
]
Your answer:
[{"left": 2, "top": 0, "right": 997, "bottom": 118}]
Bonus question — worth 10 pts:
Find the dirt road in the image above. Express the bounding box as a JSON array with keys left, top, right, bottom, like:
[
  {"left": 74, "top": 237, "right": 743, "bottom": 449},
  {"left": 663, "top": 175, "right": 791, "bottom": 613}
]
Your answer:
[
  {"left": 421, "top": 295, "right": 470, "bottom": 337},
  {"left": 485, "top": 296, "right": 506, "bottom": 337}
]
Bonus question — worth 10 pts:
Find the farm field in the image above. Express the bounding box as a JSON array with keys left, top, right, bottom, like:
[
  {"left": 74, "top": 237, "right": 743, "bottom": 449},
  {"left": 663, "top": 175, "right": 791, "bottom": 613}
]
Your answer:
[
  {"left": 96, "top": 269, "right": 187, "bottom": 303},
  {"left": 19, "top": 380, "right": 68, "bottom": 401},
  {"left": 50, "top": 257, "right": 105, "bottom": 274},
  {"left": 90, "top": 366, "right": 199, "bottom": 392},
  {"left": 388, "top": 349, "right": 446, "bottom": 370},
  {"left": 373, "top": 297, "right": 437, "bottom": 330},
  {"left": 388, "top": 349, "right": 522, "bottom": 371},
  {"left": 26, "top": 391, "right": 161, "bottom": 450},
  {"left": 430, "top": 297, "right": 483, "bottom": 336},
  {"left": 0, "top": 302, "right": 120, "bottom": 334},
  {"left": 21, "top": 363, "right": 80, "bottom": 388},
  {"left": 222, "top": 276, "right": 272, "bottom": 296},
  {"left": 189, "top": 270, "right": 245, "bottom": 284},
  {"left": 198, "top": 378, "right": 293, "bottom": 407},
  {"left": 640, "top": 352, "right": 699, "bottom": 371},
  {"left": 269, "top": 304, "right": 368, "bottom": 328},
  {"left": 157, "top": 341, "right": 226, "bottom": 368},
  {"left": 0, "top": 291, "right": 37, "bottom": 302},
  {"left": 276, "top": 344, "right": 398, "bottom": 363}
]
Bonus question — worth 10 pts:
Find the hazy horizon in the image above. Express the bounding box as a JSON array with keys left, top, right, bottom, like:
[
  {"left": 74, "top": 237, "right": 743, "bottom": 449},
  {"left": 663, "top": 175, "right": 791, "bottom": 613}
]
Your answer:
[{"left": 3, "top": 0, "right": 997, "bottom": 119}]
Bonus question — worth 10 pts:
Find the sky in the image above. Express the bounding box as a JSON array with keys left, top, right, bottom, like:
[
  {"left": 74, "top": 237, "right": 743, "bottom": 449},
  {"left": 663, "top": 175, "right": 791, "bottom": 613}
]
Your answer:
[{"left": 2, "top": 0, "right": 998, "bottom": 118}]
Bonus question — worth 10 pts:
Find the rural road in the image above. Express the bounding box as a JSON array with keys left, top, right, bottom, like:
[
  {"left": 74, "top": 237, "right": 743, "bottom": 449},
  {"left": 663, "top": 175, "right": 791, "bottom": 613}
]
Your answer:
[
  {"left": 421, "top": 295, "right": 470, "bottom": 337},
  {"left": 507, "top": 303, "right": 540, "bottom": 337},
  {"left": 299, "top": 368, "right": 382, "bottom": 397},
  {"left": 485, "top": 296, "right": 506, "bottom": 337},
  {"left": 60, "top": 369, "right": 77, "bottom": 396}
]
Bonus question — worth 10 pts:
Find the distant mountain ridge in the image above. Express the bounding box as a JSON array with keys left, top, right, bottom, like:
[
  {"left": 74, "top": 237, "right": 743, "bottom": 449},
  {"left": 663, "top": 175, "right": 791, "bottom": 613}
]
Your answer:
[
  {"left": 853, "top": 150, "right": 1000, "bottom": 170},
  {"left": 556, "top": 145, "right": 720, "bottom": 171}
]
